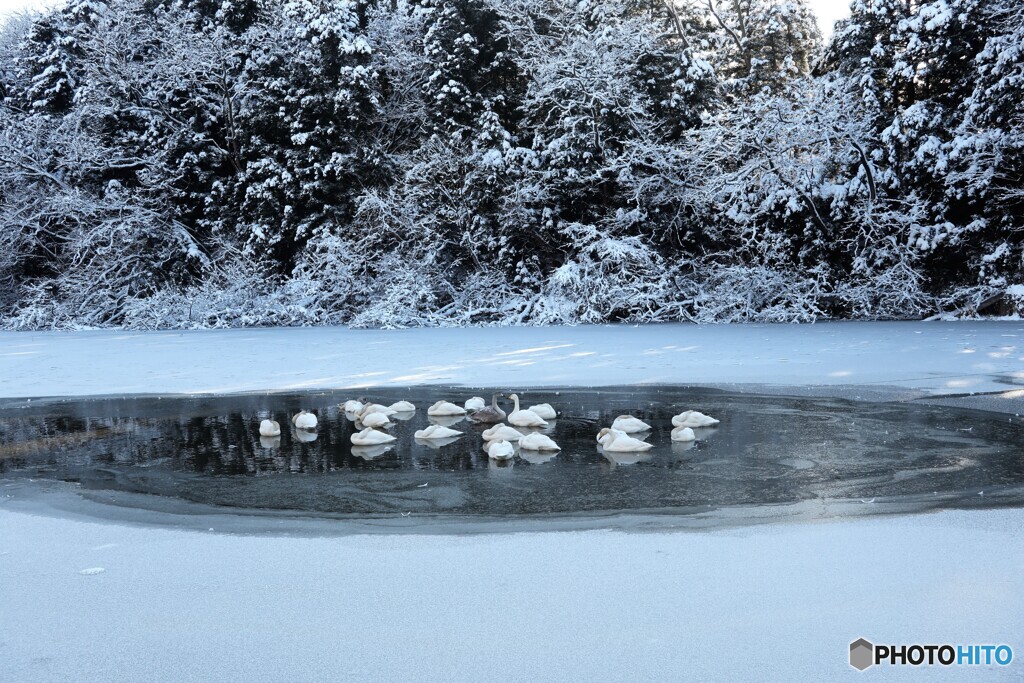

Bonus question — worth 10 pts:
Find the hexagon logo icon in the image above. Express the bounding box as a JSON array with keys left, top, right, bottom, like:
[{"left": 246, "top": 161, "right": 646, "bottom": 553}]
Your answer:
[{"left": 850, "top": 638, "right": 874, "bottom": 671}]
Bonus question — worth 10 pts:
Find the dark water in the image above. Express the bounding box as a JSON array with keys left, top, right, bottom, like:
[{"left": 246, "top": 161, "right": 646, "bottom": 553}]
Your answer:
[{"left": 1, "top": 387, "right": 1023, "bottom": 521}]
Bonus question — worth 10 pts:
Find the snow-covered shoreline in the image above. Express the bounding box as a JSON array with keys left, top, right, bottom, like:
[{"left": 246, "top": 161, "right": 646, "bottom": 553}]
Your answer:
[{"left": 2, "top": 320, "right": 1023, "bottom": 400}]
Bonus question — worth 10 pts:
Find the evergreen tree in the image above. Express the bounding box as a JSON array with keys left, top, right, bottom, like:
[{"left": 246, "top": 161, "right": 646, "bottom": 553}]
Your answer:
[{"left": 703, "top": 0, "right": 821, "bottom": 95}]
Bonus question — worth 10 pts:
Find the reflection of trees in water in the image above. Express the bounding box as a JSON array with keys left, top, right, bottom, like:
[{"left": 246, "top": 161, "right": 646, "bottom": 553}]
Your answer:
[
  {"left": 0, "top": 416, "right": 163, "bottom": 472},
  {"left": 1, "top": 390, "right": 1023, "bottom": 516}
]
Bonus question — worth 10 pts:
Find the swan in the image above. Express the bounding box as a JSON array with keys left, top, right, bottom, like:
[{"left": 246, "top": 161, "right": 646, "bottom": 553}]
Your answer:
[
  {"left": 527, "top": 403, "right": 557, "bottom": 420},
  {"left": 464, "top": 396, "right": 486, "bottom": 411},
  {"left": 292, "top": 411, "right": 318, "bottom": 430},
  {"left": 360, "top": 403, "right": 396, "bottom": 418},
  {"left": 598, "top": 428, "right": 653, "bottom": 452},
  {"left": 259, "top": 419, "right": 281, "bottom": 437},
  {"left": 414, "top": 425, "right": 463, "bottom": 440},
  {"left": 671, "top": 426, "right": 696, "bottom": 442},
  {"left": 427, "top": 400, "right": 466, "bottom": 416},
  {"left": 342, "top": 400, "right": 364, "bottom": 413},
  {"left": 519, "top": 432, "right": 560, "bottom": 451},
  {"left": 597, "top": 427, "right": 625, "bottom": 445},
  {"left": 610, "top": 415, "right": 650, "bottom": 433},
  {"left": 506, "top": 394, "right": 548, "bottom": 428},
  {"left": 351, "top": 427, "right": 396, "bottom": 446},
  {"left": 360, "top": 412, "right": 391, "bottom": 429},
  {"left": 482, "top": 424, "right": 526, "bottom": 442},
  {"left": 389, "top": 400, "right": 416, "bottom": 413},
  {"left": 468, "top": 393, "right": 506, "bottom": 424},
  {"left": 672, "top": 410, "right": 720, "bottom": 428},
  {"left": 486, "top": 439, "right": 515, "bottom": 461}
]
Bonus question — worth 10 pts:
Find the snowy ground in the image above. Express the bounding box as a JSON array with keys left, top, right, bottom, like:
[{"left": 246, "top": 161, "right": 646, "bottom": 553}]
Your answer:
[
  {"left": 1, "top": 320, "right": 1022, "bottom": 399},
  {"left": 1, "top": 322, "right": 1023, "bottom": 680},
  {"left": 1, "top": 506, "right": 1021, "bottom": 681}
]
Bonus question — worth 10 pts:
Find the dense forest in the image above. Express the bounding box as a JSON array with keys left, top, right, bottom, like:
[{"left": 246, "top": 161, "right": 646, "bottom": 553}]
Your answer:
[{"left": 0, "top": 0, "right": 1021, "bottom": 328}]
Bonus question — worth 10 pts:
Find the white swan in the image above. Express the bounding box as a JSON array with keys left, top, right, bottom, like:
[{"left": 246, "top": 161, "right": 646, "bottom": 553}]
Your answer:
[
  {"left": 292, "top": 411, "right": 318, "bottom": 430},
  {"left": 389, "top": 400, "right": 416, "bottom": 413},
  {"left": 482, "top": 424, "right": 525, "bottom": 442},
  {"left": 427, "top": 400, "right": 466, "bottom": 416},
  {"left": 527, "top": 403, "right": 557, "bottom": 420},
  {"left": 598, "top": 428, "right": 653, "bottom": 452},
  {"left": 342, "top": 400, "right": 364, "bottom": 413},
  {"left": 464, "top": 396, "right": 486, "bottom": 411},
  {"left": 519, "top": 432, "right": 560, "bottom": 451},
  {"left": 486, "top": 439, "right": 515, "bottom": 460},
  {"left": 672, "top": 410, "right": 720, "bottom": 428},
  {"left": 506, "top": 393, "right": 548, "bottom": 428},
  {"left": 597, "top": 427, "right": 625, "bottom": 445},
  {"left": 351, "top": 427, "right": 396, "bottom": 446},
  {"left": 360, "top": 412, "right": 391, "bottom": 429},
  {"left": 610, "top": 415, "right": 650, "bottom": 433},
  {"left": 360, "top": 403, "right": 396, "bottom": 418},
  {"left": 671, "top": 426, "right": 696, "bottom": 442},
  {"left": 414, "top": 425, "right": 463, "bottom": 440},
  {"left": 259, "top": 419, "right": 281, "bottom": 437}
]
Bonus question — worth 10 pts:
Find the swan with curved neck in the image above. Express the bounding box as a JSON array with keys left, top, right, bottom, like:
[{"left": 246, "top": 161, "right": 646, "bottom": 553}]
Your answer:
[
  {"left": 519, "top": 432, "right": 560, "bottom": 451},
  {"left": 507, "top": 393, "right": 548, "bottom": 427},
  {"left": 360, "top": 403, "right": 396, "bottom": 419},
  {"left": 486, "top": 439, "right": 515, "bottom": 460},
  {"left": 482, "top": 424, "right": 525, "bottom": 442},
  {"left": 414, "top": 425, "right": 463, "bottom": 440},
  {"left": 360, "top": 412, "right": 390, "bottom": 429},
  {"left": 342, "top": 400, "right": 364, "bottom": 414},
  {"left": 351, "top": 427, "right": 396, "bottom": 446},
  {"left": 597, "top": 428, "right": 653, "bottom": 452},
  {"left": 292, "top": 411, "right": 317, "bottom": 430},
  {"left": 468, "top": 393, "right": 506, "bottom": 423},
  {"left": 672, "top": 410, "right": 719, "bottom": 428},
  {"left": 671, "top": 426, "right": 696, "bottom": 442},
  {"left": 610, "top": 415, "right": 650, "bottom": 433},
  {"left": 527, "top": 403, "right": 557, "bottom": 420},
  {"left": 427, "top": 400, "right": 466, "bottom": 416}
]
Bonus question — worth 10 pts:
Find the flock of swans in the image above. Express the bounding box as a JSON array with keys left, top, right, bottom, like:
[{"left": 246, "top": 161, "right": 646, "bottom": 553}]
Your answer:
[{"left": 258, "top": 393, "right": 720, "bottom": 463}]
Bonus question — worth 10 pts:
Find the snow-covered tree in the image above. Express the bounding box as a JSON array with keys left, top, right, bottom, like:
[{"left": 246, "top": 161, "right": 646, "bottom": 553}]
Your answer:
[{"left": 701, "top": 0, "right": 821, "bottom": 96}]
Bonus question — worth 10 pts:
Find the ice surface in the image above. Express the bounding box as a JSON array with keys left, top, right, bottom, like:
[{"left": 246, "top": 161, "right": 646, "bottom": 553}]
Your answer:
[
  {"left": 0, "top": 507, "right": 1021, "bottom": 681},
  {"left": 2, "top": 321, "right": 1023, "bottom": 399}
]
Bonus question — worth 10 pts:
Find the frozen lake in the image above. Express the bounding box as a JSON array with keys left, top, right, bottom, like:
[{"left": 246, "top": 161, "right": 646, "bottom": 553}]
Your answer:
[{"left": 3, "top": 387, "right": 1022, "bottom": 527}]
